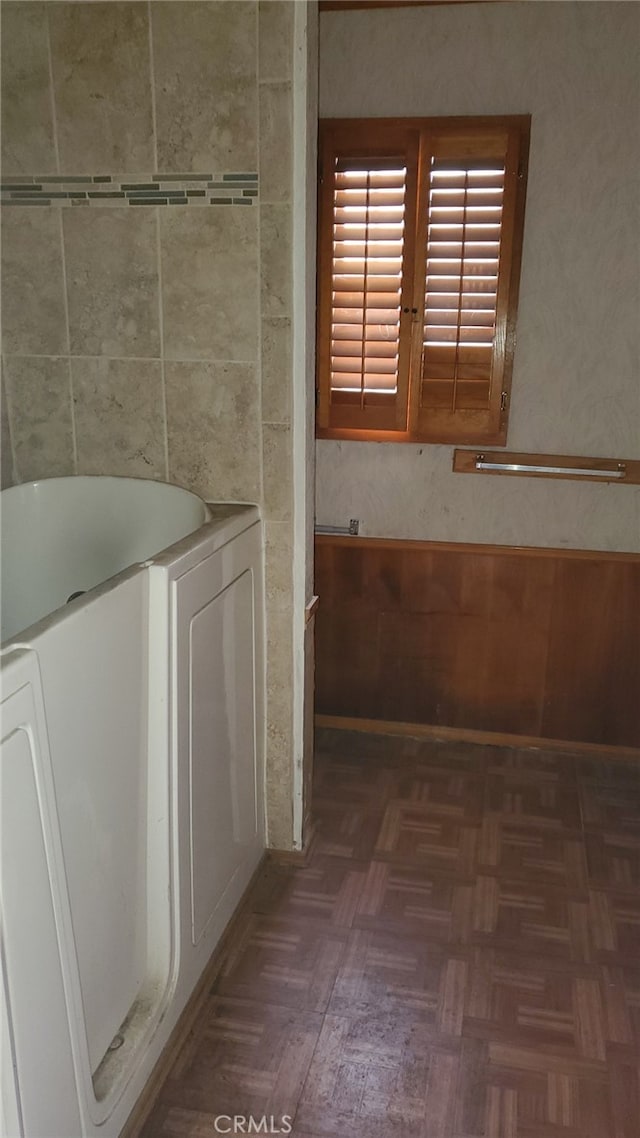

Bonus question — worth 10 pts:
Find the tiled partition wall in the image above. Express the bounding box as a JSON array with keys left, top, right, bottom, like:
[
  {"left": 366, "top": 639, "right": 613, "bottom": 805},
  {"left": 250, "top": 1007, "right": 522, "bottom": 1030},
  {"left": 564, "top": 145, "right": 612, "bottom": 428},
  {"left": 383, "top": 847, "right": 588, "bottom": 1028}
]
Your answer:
[{"left": 0, "top": 0, "right": 297, "bottom": 850}]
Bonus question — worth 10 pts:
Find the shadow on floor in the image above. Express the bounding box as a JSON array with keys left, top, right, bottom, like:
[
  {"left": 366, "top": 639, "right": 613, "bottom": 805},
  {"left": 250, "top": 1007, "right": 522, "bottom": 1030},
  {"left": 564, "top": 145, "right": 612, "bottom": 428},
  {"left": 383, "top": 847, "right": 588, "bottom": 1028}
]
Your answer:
[{"left": 139, "top": 729, "right": 640, "bottom": 1137}]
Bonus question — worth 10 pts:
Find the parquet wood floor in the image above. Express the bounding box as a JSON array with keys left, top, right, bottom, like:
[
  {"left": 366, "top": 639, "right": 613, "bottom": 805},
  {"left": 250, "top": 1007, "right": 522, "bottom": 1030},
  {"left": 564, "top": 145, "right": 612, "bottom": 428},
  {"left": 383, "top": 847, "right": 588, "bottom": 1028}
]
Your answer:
[{"left": 139, "top": 730, "right": 640, "bottom": 1137}]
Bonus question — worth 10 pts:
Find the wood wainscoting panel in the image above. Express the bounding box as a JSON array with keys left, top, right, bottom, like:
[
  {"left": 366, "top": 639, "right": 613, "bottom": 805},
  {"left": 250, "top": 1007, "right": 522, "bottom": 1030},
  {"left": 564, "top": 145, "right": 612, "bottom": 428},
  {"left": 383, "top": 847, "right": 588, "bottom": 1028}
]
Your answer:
[
  {"left": 542, "top": 559, "right": 640, "bottom": 747},
  {"left": 314, "top": 537, "right": 640, "bottom": 749}
]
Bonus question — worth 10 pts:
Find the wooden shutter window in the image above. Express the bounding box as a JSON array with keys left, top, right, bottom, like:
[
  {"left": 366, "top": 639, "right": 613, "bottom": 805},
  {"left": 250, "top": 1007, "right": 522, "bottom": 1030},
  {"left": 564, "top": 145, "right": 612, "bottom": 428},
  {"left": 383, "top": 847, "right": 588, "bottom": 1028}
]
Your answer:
[
  {"left": 317, "top": 121, "right": 420, "bottom": 435},
  {"left": 317, "top": 117, "right": 529, "bottom": 443},
  {"left": 421, "top": 161, "right": 505, "bottom": 413},
  {"left": 410, "top": 121, "right": 528, "bottom": 444},
  {"left": 331, "top": 160, "right": 406, "bottom": 405}
]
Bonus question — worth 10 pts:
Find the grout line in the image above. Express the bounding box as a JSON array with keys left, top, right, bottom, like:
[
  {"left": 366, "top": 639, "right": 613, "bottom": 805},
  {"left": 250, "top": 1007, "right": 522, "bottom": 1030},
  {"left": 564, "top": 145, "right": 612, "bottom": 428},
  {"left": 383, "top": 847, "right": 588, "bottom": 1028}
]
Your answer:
[
  {"left": 155, "top": 207, "right": 170, "bottom": 482},
  {"left": 147, "top": 0, "right": 160, "bottom": 177},
  {"left": 55, "top": 204, "right": 78, "bottom": 470},
  {"left": 45, "top": 6, "right": 61, "bottom": 175},
  {"left": 48, "top": 0, "right": 72, "bottom": 393},
  {"left": 255, "top": 0, "right": 265, "bottom": 512},
  {"left": 2, "top": 355, "right": 21, "bottom": 485},
  {"left": 0, "top": 353, "right": 260, "bottom": 365},
  {"left": 67, "top": 356, "right": 78, "bottom": 475},
  {"left": 56, "top": 211, "right": 72, "bottom": 358}
]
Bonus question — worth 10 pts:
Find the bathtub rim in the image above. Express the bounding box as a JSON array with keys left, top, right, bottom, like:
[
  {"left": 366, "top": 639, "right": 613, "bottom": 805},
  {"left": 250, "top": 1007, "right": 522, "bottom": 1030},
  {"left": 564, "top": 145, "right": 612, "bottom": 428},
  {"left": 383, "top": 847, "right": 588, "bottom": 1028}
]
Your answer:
[
  {"left": 0, "top": 497, "right": 259, "bottom": 651},
  {"left": 0, "top": 473, "right": 212, "bottom": 520},
  {"left": 0, "top": 475, "right": 213, "bottom": 645}
]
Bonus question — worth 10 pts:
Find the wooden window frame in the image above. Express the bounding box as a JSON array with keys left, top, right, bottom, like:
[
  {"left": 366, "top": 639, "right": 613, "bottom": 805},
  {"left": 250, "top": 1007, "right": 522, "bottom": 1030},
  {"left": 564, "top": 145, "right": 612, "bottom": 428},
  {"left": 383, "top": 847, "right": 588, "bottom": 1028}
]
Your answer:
[{"left": 316, "top": 115, "right": 530, "bottom": 445}]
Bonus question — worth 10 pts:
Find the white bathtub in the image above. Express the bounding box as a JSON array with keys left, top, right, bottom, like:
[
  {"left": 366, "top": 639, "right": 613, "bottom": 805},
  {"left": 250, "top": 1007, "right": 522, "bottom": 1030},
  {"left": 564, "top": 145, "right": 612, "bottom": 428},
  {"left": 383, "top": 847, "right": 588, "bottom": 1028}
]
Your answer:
[
  {"left": 0, "top": 475, "right": 211, "bottom": 642},
  {"left": 0, "top": 477, "right": 265, "bottom": 1137}
]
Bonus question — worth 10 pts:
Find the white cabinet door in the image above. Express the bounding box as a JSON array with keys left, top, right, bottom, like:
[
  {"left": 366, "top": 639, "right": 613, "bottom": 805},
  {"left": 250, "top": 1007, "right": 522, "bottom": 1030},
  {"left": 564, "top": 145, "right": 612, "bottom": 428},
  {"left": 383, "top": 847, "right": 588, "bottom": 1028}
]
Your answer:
[
  {"left": 0, "top": 651, "right": 82, "bottom": 1138},
  {"left": 174, "top": 528, "right": 263, "bottom": 949}
]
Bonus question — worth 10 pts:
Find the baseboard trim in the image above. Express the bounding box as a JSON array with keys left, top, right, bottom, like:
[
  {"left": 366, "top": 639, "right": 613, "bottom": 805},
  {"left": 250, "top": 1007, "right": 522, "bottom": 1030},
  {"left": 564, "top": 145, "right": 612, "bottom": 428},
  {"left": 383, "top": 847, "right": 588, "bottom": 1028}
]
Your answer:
[
  {"left": 314, "top": 533, "right": 640, "bottom": 562},
  {"left": 120, "top": 852, "right": 268, "bottom": 1138},
  {"left": 269, "top": 821, "right": 317, "bottom": 866},
  {"left": 315, "top": 715, "right": 640, "bottom": 761}
]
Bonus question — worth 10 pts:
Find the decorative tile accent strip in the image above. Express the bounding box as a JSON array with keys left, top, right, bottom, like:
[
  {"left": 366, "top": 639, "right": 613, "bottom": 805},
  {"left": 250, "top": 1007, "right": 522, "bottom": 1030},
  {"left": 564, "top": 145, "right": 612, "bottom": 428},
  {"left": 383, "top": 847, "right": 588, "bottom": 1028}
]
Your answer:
[{"left": 0, "top": 173, "right": 259, "bottom": 207}]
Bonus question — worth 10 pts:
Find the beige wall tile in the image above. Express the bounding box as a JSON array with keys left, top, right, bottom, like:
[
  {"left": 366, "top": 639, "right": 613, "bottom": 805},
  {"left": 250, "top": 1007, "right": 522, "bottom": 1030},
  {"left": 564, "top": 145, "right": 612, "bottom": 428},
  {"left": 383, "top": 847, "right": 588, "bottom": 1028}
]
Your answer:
[
  {"left": 1, "top": 2, "right": 57, "bottom": 175},
  {"left": 71, "top": 357, "right": 166, "bottom": 479},
  {"left": 262, "top": 422, "right": 292, "bottom": 522},
  {"left": 259, "top": 0, "right": 294, "bottom": 82},
  {"left": 0, "top": 0, "right": 300, "bottom": 856},
  {"left": 259, "top": 83, "right": 292, "bottom": 203},
  {"left": 1, "top": 210, "right": 68, "bottom": 356},
  {"left": 266, "top": 732, "right": 293, "bottom": 850},
  {"left": 3, "top": 356, "right": 74, "bottom": 482},
  {"left": 63, "top": 208, "right": 160, "bottom": 358},
  {"left": 161, "top": 208, "right": 258, "bottom": 361},
  {"left": 265, "top": 605, "right": 294, "bottom": 849},
  {"left": 166, "top": 360, "right": 260, "bottom": 502},
  {"left": 260, "top": 204, "right": 292, "bottom": 319},
  {"left": 152, "top": 1, "right": 257, "bottom": 172},
  {"left": 264, "top": 520, "right": 293, "bottom": 612},
  {"left": 261, "top": 316, "right": 292, "bottom": 424},
  {"left": 49, "top": 2, "right": 154, "bottom": 174},
  {"left": 1, "top": 367, "right": 16, "bottom": 489}
]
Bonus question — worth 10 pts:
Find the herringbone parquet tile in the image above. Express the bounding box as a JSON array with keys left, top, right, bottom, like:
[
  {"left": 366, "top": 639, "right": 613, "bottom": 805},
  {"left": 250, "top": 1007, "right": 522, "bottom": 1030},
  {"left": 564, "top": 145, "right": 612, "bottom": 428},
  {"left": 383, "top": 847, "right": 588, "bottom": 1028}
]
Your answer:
[
  {"left": 579, "top": 782, "right": 640, "bottom": 836},
  {"left": 146, "top": 997, "right": 323, "bottom": 1131},
  {"left": 138, "top": 732, "right": 640, "bottom": 1138},
  {"left": 477, "top": 816, "right": 588, "bottom": 888},
  {"left": 216, "top": 915, "right": 347, "bottom": 1013},
  {"left": 585, "top": 833, "right": 640, "bottom": 892},
  {"left": 486, "top": 772, "right": 582, "bottom": 829}
]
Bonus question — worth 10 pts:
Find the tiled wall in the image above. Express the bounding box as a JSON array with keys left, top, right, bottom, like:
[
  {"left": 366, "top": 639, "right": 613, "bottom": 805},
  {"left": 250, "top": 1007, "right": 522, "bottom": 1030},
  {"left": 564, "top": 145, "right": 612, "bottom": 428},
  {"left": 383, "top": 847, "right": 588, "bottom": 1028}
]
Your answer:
[{"left": 1, "top": 0, "right": 297, "bottom": 849}]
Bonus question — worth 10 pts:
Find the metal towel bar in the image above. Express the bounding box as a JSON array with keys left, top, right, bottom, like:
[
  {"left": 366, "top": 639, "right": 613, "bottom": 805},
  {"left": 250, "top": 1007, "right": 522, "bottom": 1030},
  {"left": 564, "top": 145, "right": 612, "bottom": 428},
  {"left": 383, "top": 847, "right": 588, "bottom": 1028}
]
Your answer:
[
  {"left": 475, "top": 456, "right": 627, "bottom": 479},
  {"left": 315, "top": 519, "right": 360, "bottom": 536},
  {"left": 453, "top": 448, "right": 639, "bottom": 484}
]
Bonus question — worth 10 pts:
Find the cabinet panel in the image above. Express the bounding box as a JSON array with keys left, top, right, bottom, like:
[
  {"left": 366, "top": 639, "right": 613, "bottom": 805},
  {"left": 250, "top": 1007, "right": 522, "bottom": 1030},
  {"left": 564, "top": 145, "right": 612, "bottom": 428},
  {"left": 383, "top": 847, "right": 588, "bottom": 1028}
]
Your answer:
[
  {"left": 174, "top": 529, "right": 263, "bottom": 955},
  {"left": 0, "top": 664, "right": 81, "bottom": 1138},
  {"left": 33, "top": 575, "right": 150, "bottom": 1075},
  {"left": 188, "top": 569, "right": 258, "bottom": 944}
]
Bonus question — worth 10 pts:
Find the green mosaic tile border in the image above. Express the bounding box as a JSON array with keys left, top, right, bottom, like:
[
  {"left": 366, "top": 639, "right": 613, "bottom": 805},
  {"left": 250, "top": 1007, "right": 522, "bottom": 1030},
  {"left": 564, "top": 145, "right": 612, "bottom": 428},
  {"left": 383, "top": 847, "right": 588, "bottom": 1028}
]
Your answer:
[{"left": 0, "top": 172, "right": 259, "bottom": 206}]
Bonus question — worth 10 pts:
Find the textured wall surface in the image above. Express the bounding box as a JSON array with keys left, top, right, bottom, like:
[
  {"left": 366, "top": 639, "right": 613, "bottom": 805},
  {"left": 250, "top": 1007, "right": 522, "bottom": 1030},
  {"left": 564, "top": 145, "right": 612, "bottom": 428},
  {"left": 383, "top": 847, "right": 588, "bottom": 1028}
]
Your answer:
[
  {"left": 0, "top": 0, "right": 298, "bottom": 849},
  {"left": 317, "top": 1, "right": 640, "bottom": 551}
]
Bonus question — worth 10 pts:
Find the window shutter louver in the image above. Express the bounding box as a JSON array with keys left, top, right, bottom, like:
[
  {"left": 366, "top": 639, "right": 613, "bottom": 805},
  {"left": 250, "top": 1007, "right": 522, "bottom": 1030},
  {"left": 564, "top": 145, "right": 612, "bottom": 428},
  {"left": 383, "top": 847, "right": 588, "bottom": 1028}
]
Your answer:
[
  {"left": 330, "top": 162, "right": 406, "bottom": 401},
  {"left": 421, "top": 162, "right": 505, "bottom": 413},
  {"left": 317, "top": 123, "right": 419, "bottom": 434},
  {"left": 409, "top": 123, "right": 525, "bottom": 442}
]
